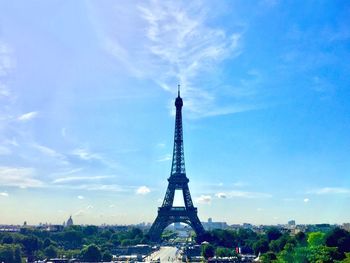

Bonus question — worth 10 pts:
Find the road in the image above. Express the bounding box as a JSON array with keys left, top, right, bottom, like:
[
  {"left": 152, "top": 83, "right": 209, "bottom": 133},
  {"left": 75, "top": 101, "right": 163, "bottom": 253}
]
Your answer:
[{"left": 146, "top": 246, "right": 180, "bottom": 262}]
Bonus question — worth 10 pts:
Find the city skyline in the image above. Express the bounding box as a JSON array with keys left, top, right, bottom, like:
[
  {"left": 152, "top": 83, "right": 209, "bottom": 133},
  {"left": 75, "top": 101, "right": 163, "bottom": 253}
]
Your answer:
[{"left": 0, "top": 1, "right": 350, "bottom": 225}]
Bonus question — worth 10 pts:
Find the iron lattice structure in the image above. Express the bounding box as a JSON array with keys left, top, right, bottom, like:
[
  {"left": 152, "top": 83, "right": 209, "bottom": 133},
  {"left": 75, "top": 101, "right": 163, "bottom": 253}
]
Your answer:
[{"left": 148, "top": 87, "right": 205, "bottom": 242}]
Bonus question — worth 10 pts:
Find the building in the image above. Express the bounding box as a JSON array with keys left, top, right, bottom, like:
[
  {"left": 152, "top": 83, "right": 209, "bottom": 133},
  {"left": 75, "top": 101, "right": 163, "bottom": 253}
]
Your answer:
[
  {"left": 342, "top": 223, "right": 350, "bottom": 232},
  {"left": 202, "top": 218, "right": 228, "bottom": 231},
  {"left": 288, "top": 220, "right": 296, "bottom": 227},
  {"left": 66, "top": 216, "right": 73, "bottom": 227}
]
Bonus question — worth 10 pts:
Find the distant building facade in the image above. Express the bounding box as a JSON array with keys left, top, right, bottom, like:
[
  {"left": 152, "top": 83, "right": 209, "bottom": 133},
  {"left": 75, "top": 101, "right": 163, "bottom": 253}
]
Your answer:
[{"left": 202, "top": 218, "right": 228, "bottom": 231}]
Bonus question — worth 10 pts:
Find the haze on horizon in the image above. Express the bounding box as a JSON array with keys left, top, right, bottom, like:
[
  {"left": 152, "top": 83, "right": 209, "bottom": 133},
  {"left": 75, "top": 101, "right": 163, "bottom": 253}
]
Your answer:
[{"left": 0, "top": 0, "right": 349, "bottom": 226}]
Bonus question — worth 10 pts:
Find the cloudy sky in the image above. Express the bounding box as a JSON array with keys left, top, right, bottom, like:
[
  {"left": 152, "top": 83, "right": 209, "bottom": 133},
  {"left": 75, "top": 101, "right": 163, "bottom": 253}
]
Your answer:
[{"left": 0, "top": 0, "right": 350, "bottom": 226}]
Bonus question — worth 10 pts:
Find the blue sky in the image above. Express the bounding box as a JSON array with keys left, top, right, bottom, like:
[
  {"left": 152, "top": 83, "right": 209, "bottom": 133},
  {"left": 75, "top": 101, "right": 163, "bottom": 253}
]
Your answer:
[{"left": 0, "top": 0, "right": 350, "bottom": 226}]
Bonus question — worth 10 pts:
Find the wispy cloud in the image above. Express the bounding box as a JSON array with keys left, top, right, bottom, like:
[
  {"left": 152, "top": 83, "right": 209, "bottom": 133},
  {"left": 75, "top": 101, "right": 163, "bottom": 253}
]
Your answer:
[
  {"left": 0, "top": 83, "right": 10, "bottom": 98},
  {"left": 215, "top": 192, "right": 227, "bottom": 199},
  {"left": 195, "top": 195, "right": 212, "bottom": 204},
  {"left": 136, "top": 186, "right": 151, "bottom": 195},
  {"left": 71, "top": 147, "right": 118, "bottom": 169},
  {"left": 0, "top": 40, "right": 15, "bottom": 80},
  {"left": 308, "top": 187, "right": 350, "bottom": 195},
  {"left": 17, "top": 111, "right": 38, "bottom": 121},
  {"left": 216, "top": 190, "right": 272, "bottom": 199},
  {"left": 52, "top": 175, "right": 110, "bottom": 184},
  {"left": 304, "top": 198, "right": 310, "bottom": 203},
  {"left": 0, "top": 166, "right": 44, "bottom": 188},
  {"left": 3, "top": 138, "right": 18, "bottom": 147},
  {"left": 98, "top": 1, "right": 261, "bottom": 118},
  {"left": 0, "top": 192, "right": 9, "bottom": 197},
  {"left": 156, "top": 143, "right": 166, "bottom": 148},
  {"left": 72, "top": 148, "right": 102, "bottom": 161},
  {"left": 31, "top": 143, "right": 68, "bottom": 165},
  {"left": 77, "top": 195, "right": 84, "bottom": 200},
  {"left": 53, "top": 183, "right": 125, "bottom": 192},
  {"left": 157, "top": 154, "right": 172, "bottom": 162},
  {"left": 75, "top": 210, "right": 85, "bottom": 217}
]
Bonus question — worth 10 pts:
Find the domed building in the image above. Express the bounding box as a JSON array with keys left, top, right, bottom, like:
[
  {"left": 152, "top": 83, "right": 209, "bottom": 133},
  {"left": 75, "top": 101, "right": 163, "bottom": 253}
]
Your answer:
[{"left": 66, "top": 216, "right": 73, "bottom": 227}]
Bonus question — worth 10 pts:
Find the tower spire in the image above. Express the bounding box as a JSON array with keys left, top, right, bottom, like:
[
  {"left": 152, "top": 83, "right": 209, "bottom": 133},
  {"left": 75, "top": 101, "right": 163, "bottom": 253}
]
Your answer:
[{"left": 178, "top": 84, "right": 180, "bottom": 97}]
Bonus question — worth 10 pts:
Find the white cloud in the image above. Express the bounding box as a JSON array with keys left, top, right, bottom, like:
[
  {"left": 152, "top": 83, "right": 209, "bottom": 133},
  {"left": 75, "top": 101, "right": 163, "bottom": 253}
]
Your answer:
[
  {"left": 308, "top": 187, "right": 350, "bottom": 195},
  {"left": 61, "top": 128, "right": 67, "bottom": 137},
  {"left": 215, "top": 192, "right": 227, "bottom": 199},
  {"left": 32, "top": 143, "right": 62, "bottom": 158},
  {"left": 52, "top": 175, "right": 110, "bottom": 184},
  {"left": 220, "top": 190, "right": 272, "bottom": 199},
  {"left": 50, "top": 168, "right": 84, "bottom": 178},
  {"left": 3, "top": 138, "right": 18, "bottom": 147},
  {"left": 0, "top": 83, "right": 10, "bottom": 98},
  {"left": 71, "top": 148, "right": 118, "bottom": 169},
  {"left": 0, "top": 166, "right": 44, "bottom": 188},
  {"left": 0, "top": 41, "right": 15, "bottom": 78},
  {"left": 97, "top": 1, "right": 258, "bottom": 118},
  {"left": 304, "top": 198, "right": 310, "bottom": 203},
  {"left": 55, "top": 184, "right": 125, "bottom": 192},
  {"left": 17, "top": 111, "right": 38, "bottom": 121},
  {"left": 156, "top": 143, "right": 166, "bottom": 148},
  {"left": 136, "top": 186, "right": 151, "bottom": 195},
  {"left": 77, "top": 195, "right": 84, "bottom": 200},
  {"left": 75, "top": 210, "right": 85, "bottom": 217},
  {"left": 0, "top": 192, "right": 9, "bottom": 197},
  {"left": 31, "top": 143, "right": 68, "bottom": 165},
  {"left": 72, "top": 148, "right": 102, "bottom": 161},
  {"left": 157, "top": 154, "right": 172, "bottom": 162},
  {"left": 86, "top": 205, "right": 93, "bottom": 210},
  {"left": 195, "top": 195, "right": 212, "bottom": 204}
]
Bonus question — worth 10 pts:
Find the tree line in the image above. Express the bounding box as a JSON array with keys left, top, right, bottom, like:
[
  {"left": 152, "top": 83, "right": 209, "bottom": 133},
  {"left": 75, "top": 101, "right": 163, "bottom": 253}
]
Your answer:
[
  {"left": 198, "top": 227, "right": 350, "bottom": 262},
  {"left": 0, "top": 225, "right": 147, "bottom": 262}
]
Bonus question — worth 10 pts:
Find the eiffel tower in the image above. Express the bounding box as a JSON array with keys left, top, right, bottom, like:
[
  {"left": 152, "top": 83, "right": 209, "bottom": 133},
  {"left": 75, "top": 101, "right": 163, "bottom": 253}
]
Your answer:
[{"left": 148, "top": 85, "right": 205, "bottom": 242}]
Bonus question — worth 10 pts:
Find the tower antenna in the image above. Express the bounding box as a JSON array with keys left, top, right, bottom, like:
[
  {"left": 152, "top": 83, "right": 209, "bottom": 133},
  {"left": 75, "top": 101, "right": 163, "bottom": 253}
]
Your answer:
[{"left": 178, "top": 84, "right": 180, "bottom": 97}]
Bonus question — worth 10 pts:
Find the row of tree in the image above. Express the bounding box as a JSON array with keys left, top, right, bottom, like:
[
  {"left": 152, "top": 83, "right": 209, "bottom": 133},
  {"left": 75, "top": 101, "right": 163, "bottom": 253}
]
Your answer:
[
  {"left": 0, "top": 226, "right": 147, "bottom": 262},
  {"left": 1, "top": 225, "right": 350, "bottom": 262},
  {"left": 198, "top": 227, "right": 350, "bottom": 262}
]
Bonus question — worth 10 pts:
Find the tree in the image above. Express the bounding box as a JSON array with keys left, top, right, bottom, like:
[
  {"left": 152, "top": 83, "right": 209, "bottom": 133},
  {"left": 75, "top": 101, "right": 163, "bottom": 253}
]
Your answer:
[
  {"left": 266, "top": 227, "right": 282, "bottom": 242},
  {"left": 269, "top": 234, "right": 290, "bottom": 253},
  {"left": 81, "top": 244, "right": 102, "bottom": 262},
  {"left": 307, "top": 245, "right": 339, "bottom": 263},
  {"left": 325, "top": 227, "right": 350, "bottom": 254},
  {"left": 110, "top": 233, "right": 120, "bottom": 246},
  {"left": 202, "top": 244, "right": 215, "bottom": 259},
  {"left": 102, "top": 251, "right": 113, "bottom": 261},
  {"left": 308, "top": 232, "right": 325, "bottom": 247},
  {"left": 260, "top": 251, "right": 276, "bottom": 262},
  {"left": 0, "top": 244, "right": 22, "bottom": 263},
  {"left": 43, "top": 238, "right": 52, "bottom": 248},
  {"left": 295, "top": 231, "right": 307, "bottom": 246},
  {"left": 2, "top": 235, "right": 13, "bottom": 244},
  {"left": 215, "top": 247, "right": 237, "bottom": 257},
  {"left": 21, "top": 236, "right": 39, "bottom": 256},
  {"left": 45, "top": 245, "right": 58, "bottom": 259},
  {"left": 63, "top": 230, "right": 83, "bottom": 249},
  {"left": 83, "top": 225, "right": 99, "bottom": 236},
  {"left": 341, "top": 252, "right": 350, "bottom": 263},
  {"left": 253, "top": 238, "right": 269, "bottom": 255}
]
